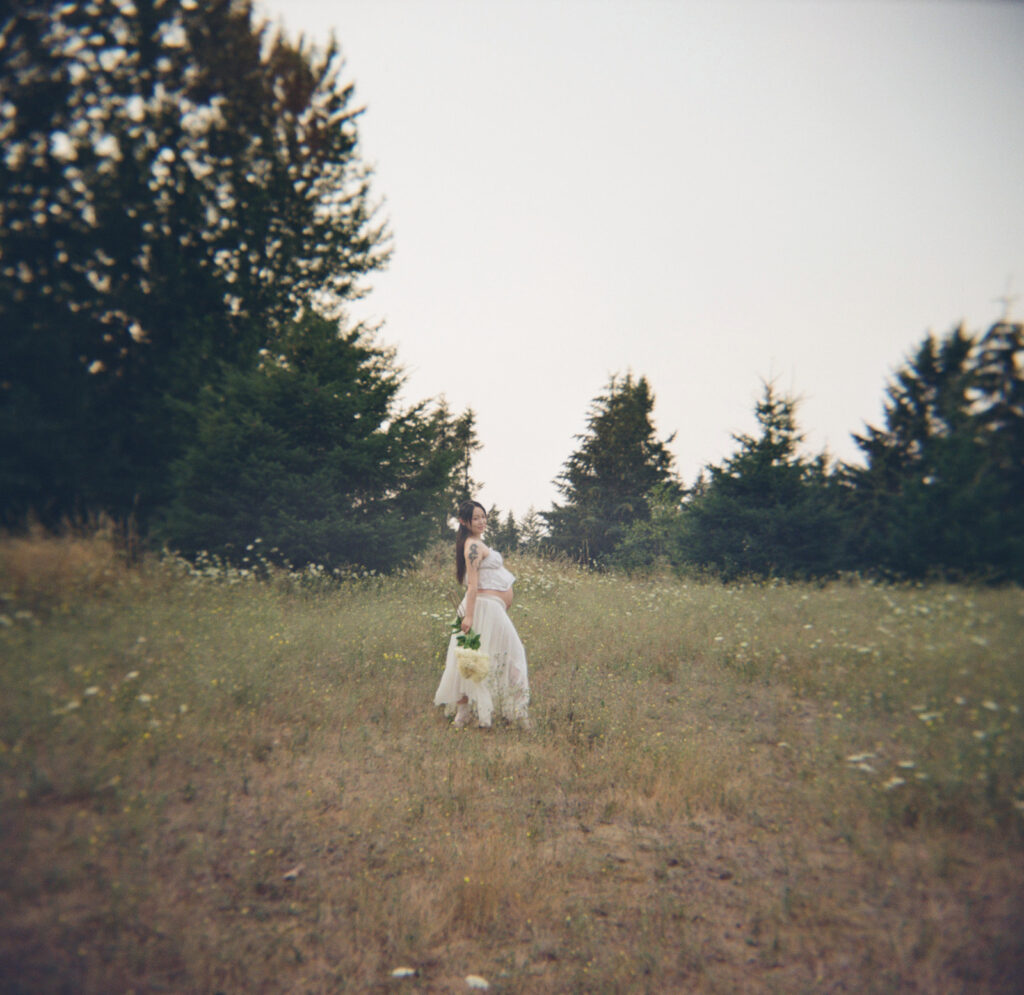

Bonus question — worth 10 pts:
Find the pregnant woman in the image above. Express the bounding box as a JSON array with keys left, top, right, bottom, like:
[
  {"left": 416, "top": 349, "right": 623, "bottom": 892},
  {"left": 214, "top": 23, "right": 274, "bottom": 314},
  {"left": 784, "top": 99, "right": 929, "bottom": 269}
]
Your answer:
[{"left": 434, "top": 499, "right": 531, "bottom": 729}]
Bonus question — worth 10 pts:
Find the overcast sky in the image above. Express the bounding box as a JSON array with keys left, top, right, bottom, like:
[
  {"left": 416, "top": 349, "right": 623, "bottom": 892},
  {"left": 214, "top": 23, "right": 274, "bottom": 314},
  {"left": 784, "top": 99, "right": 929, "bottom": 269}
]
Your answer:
[{"left": 256, "top": 0, "right": 1023, "bottom": 519}]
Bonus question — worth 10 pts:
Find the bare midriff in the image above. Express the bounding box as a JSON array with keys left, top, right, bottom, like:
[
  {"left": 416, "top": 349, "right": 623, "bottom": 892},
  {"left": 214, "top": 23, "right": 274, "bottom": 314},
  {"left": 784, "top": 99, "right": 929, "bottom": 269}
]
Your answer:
[{"left": 478, "top": 588, "right": 514, "bottom": 609}]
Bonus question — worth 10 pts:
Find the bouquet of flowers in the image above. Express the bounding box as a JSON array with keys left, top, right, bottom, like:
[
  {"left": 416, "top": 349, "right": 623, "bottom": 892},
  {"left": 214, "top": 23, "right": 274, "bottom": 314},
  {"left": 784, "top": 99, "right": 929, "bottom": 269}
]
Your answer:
[{"left": 450, "top": 617, "right": 490, "bottom": 683}]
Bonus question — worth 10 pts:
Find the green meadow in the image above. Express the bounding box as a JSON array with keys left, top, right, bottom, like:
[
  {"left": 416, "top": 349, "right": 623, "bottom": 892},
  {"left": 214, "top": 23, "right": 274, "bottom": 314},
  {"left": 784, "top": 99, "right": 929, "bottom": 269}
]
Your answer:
[{"left": 2, "top": 529, "right": 1022, "bottom": 993}]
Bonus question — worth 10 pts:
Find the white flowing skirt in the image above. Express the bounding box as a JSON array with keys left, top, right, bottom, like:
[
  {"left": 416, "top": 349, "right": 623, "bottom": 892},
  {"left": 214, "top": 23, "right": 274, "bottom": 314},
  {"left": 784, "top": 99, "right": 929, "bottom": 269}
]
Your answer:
[{"left": 434, "top": 594, "right": 530, "bottom": 726}]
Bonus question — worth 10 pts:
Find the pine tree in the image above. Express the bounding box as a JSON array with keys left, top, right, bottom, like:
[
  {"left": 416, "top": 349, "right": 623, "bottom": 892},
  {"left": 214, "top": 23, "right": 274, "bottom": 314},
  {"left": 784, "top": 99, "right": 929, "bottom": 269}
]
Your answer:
[
  {"left": 845, "top": 323, "right": 1023, "bottom": 580},
  {"left": 484, "top": 506, "right": 520, "bottom": 553},
  {"left": 159, "top": 314, "right": 467, "bottom": 572},
  {"left": 676, "top": 382, "right": 845, "bottom": 579},
  {"left": 544, "top": 373, "right": 679, "bottom": 565}
]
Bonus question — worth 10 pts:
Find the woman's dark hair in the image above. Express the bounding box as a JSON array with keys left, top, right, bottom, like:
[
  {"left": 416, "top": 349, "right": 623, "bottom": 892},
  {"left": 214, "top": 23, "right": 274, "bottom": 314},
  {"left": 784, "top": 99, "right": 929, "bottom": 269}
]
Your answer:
[{"left": 455, "top": 499, "right": 486, "bottom": 584}]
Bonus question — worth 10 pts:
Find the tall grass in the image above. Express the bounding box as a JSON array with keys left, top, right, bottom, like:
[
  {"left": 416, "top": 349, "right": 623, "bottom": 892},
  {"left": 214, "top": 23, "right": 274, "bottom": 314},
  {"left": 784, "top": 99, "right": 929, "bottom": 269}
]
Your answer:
[{"left": 1, "top": 530, "right": 1022, "bottom": 993}]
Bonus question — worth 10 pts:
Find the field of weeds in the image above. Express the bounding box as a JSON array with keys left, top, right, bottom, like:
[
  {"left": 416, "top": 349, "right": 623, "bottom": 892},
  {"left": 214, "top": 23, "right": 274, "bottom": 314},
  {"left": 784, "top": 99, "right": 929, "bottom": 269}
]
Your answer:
[{"left": 1, "top": 529, "right": 1023, "bottom": 993}]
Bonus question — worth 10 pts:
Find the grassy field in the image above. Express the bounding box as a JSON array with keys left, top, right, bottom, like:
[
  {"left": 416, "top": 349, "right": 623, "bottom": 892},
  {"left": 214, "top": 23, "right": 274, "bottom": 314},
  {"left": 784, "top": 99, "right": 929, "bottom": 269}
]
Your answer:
[{"left": 1, "top": 528, "right": 1023, "bottom": 993}]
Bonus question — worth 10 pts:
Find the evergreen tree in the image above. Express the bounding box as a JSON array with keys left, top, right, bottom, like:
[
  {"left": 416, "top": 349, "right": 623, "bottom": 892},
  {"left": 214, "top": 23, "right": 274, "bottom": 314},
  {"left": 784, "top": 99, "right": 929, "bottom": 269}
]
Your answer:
[
  {"left": 159, "top": 314, "right": 467, "bottom": 572},
  {"left": 485, "top": 506, "right": 520, "bottom": 552},
  {"left": 676, "top": 382, "right": 845, "bottom": 579},
  {"left": 517, "top": 507, "right": 547, "bottom": 553},
  {"left": 544, "top": 373, "right": 679, "bottom": 565},
  {"left": 1, "top": 0, "right": 389, "bottom": 525},
  {"left": 845, "top": 323, "right": 1023, "bottom": 580},
  {"left": 430, "top": 400, "right": 481, "bottom": 533},
  {"left": 606, "top": 479, "right": 684, "bottom": 571}
]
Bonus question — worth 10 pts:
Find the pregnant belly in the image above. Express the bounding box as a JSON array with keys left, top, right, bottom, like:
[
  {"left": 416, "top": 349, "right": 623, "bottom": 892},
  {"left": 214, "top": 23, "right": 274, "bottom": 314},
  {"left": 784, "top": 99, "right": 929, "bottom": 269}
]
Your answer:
[{"left": 479, "top": 587, "right": 514, "bottom": 609}]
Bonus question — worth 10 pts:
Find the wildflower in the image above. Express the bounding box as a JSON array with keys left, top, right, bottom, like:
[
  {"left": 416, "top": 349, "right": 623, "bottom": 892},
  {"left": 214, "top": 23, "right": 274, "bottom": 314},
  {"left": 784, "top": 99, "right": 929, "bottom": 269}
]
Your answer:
[
  {"left": 390, "top": 967, "right": 416, "bottom": 978},
  {"left": 982, "top": 700, "right": 999, "bottom": 712},
  {"left": 83, "top": 686, "right": 100, "bottom": 697},
  {"left": 465, "top": 977, "right": 490, "bottom": 990},
  {"left": 972, "top": 730, "right": 986, "bottom": 741},
  {"left": 137, "top": 693, "right": 152, "bottom": 704},
  {"left": 125, "top": 671, "right": 139, "bottom": 681},
  {"left": 897, "top": 760, "right": 916, "bottom": 769},
  {"left": 882, "top": 777, "right": 906, "bottom": 791},
  {"left": 846, "top": 752, "right": 876, "bottom": 764}
]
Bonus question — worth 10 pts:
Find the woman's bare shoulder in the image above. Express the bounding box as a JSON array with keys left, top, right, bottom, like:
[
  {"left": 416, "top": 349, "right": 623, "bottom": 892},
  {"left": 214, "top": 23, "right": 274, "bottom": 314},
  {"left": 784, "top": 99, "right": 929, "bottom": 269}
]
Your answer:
[{"left": 463, "top": 538, "right": 490, "bottom": 567}]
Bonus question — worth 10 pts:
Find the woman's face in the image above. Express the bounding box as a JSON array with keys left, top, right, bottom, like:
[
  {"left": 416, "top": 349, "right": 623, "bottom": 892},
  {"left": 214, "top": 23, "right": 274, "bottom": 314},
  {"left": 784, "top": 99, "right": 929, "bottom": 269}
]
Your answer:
[{"left": 466, "top": 506, "right": 487, "bottom": 536}]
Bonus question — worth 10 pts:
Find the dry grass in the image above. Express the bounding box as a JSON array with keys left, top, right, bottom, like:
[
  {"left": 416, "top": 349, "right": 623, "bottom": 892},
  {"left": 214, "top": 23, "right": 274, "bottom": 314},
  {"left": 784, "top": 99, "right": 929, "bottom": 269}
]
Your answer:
[{"left": 1, "top": 531, "right": 1023, "bottom": 993}]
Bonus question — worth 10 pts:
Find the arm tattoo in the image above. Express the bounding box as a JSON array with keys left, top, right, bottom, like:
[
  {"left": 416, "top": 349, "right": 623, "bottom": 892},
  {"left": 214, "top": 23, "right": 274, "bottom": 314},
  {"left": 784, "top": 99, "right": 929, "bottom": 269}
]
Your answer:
[{"left": 468, "top": 543, "right": 480, "bottom": 567}]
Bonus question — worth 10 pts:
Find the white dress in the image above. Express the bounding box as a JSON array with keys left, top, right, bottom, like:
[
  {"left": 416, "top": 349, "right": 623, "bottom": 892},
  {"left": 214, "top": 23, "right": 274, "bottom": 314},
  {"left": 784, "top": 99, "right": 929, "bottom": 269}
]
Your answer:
[{"left": 433, "top": 549, "right": 530, "bottom": 727}]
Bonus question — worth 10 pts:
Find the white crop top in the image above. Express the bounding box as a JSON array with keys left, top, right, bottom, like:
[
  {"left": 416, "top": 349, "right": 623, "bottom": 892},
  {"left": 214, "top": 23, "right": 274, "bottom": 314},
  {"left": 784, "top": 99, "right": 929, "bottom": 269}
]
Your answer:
[{"left": 476, "top": 548, "right": 516, "bottom": 591}]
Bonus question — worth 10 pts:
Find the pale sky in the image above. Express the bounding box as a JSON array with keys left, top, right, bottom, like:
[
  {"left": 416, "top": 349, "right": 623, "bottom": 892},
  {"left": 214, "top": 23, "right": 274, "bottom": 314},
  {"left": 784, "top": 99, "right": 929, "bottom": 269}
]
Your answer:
[{"left": 256, "top": 0, "right": 1024, "bottom": 519}]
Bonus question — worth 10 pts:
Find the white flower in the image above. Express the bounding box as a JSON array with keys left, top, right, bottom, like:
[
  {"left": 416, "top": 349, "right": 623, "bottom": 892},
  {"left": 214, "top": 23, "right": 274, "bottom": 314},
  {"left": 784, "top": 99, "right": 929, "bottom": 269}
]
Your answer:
[
  {"left": 456, "top": 647, "right": 490, "bottom": 683},
  {"left": 465, "top": 977, "right": 490, "bottom": 990},
  {"left": 982, "top": 700, "right": 999, "bottom": 712},
  {"left": 390, "top": 967, "right": 416, "bottom": 978},
  {"left": 882, "top": 777, "right": 906, "bottom": 791}
]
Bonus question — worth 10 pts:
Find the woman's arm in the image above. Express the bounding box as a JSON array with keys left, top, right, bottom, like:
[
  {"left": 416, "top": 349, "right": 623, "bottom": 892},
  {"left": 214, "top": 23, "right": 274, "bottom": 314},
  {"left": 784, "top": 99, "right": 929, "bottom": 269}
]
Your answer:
[{"left": 461, "top": 539, "right": 485, "bottom": 632}]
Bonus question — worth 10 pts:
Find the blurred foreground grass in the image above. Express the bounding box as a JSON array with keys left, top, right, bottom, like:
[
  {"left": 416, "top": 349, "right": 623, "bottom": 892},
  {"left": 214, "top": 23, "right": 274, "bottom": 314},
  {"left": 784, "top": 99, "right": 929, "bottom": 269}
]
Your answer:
[{"left": 1, "top": 529, "right": 1023, "bottom": 993}]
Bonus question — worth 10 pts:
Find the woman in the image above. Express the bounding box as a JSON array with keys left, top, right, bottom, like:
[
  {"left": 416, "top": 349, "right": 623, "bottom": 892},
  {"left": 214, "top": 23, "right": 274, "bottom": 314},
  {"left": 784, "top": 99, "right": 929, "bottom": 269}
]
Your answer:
[{"left": 434, "top": 500, "right": 531, "bottom": 729}]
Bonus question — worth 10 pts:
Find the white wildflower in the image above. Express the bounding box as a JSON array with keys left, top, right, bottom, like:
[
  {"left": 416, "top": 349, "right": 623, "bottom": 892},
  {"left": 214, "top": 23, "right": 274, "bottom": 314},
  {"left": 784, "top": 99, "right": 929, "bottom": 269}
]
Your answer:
[{"left": 882, "top": 777, "right": 905, "bottom": 791}]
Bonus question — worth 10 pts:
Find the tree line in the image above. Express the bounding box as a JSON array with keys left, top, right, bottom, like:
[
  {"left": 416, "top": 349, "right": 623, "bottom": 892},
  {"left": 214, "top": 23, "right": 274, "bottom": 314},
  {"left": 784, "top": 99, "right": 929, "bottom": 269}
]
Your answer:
[
  {"left": 3, "top": 1, "right": 1021, "bottom": 582},
  {"left": 508, "top": 321, "right": 1022, "bottom": 583}
]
